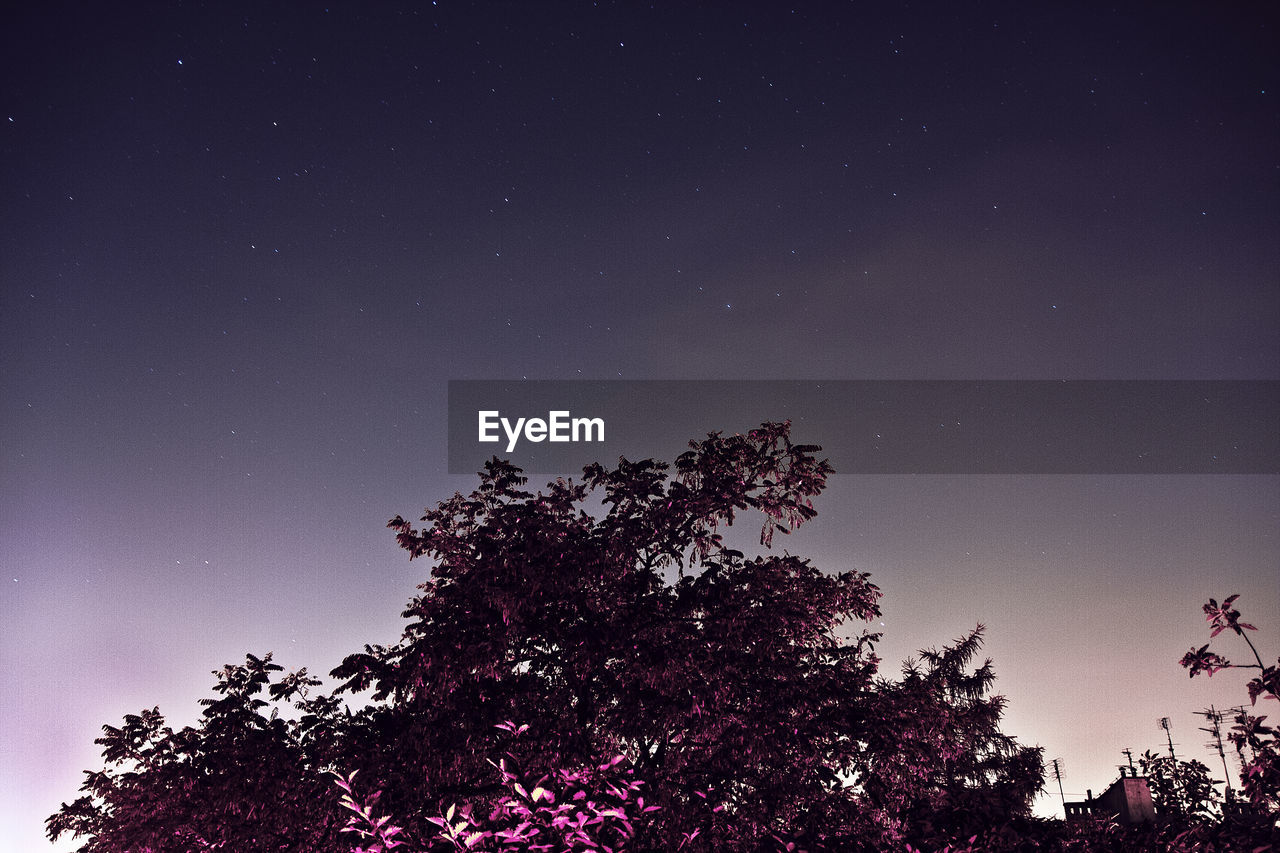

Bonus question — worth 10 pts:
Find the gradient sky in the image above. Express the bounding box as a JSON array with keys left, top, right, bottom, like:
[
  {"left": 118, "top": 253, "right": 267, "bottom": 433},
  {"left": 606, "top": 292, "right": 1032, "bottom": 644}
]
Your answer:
[{"left": 3, "top": 3, "right": 1278, "bottom": 850}]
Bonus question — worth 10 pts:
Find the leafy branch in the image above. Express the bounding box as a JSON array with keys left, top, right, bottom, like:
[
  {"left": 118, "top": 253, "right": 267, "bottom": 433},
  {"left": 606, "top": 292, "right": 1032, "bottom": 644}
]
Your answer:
[
  {"left": 1180, "top": 594, "right": 1279, "bottom": 705},
  {"left": 1178, "top": 594, "right": 1280, "bottom": 816}
]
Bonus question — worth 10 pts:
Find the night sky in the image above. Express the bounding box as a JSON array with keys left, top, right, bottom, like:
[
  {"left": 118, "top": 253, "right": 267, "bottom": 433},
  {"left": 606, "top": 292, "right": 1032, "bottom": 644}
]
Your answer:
[{"left": 3, "top": 3, "right": 1278, "bottom": 849}]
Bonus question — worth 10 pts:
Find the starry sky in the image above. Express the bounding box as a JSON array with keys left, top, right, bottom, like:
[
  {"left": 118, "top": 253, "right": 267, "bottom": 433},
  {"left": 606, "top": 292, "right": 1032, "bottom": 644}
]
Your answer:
[{"left": 3, "top": 2, "right": 1278, "bottom": 849}]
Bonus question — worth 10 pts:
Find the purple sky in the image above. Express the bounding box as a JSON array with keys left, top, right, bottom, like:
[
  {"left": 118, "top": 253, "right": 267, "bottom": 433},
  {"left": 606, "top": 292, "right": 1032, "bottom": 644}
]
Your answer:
[{"left": 3, "top": 3, "right": 1277, "bottom": 849}]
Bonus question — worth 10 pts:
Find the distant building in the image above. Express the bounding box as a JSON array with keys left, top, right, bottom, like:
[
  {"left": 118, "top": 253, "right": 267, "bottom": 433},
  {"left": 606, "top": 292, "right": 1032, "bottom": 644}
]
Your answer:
[{"left": 1064, "top": 768, "right": 1157, "bottom": 825}]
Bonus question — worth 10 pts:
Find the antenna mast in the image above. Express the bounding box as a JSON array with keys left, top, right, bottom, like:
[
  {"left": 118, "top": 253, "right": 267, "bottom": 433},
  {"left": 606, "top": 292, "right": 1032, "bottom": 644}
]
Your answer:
[
  {"left": 1159, "top": 716, "right": 1177, "bottom": 762},
  {"left": 1158, "top": 716, "right": 1184, "bottom": 815},
  {"left": 1050, "top": 758, "right": 1066, "bottom": 810},
  {"left": 1198, "top": 705, "right": 1234, "bottom": 798}
]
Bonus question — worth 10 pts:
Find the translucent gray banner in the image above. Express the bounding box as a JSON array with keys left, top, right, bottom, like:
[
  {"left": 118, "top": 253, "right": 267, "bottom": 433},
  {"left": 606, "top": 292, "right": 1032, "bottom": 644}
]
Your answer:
[{"left": 448, "top": 380, "right": 1279, "bottom": 475}]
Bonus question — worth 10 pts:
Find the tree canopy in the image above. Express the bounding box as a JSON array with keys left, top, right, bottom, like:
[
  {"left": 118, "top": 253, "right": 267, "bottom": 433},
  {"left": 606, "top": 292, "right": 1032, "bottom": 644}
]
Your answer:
[{"left": 50, "top": 422, "right": 1047, "bottom": 852}]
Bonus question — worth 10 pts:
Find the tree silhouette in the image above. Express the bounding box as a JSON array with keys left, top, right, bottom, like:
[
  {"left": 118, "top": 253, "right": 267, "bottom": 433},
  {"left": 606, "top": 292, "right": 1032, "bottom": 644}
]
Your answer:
[
  {"left": 330, "top": 423, "right": 891, "bottom": 849},
  {"left": 50, "top": 422, "right": 1045, "bottom": 852},
  {"left": 858, "top": 627, "right": 1045, "bottom": 846},
  {"left": 46, "top": 653, "right": 347, "bottom": 851}
]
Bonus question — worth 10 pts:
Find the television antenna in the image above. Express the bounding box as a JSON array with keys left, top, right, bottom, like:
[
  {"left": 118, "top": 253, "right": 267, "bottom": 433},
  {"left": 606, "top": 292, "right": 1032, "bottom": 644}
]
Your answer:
[
  {"left": 1050, "top": 758, "right": 1066, "bottom": 808},
  {"left": 1196, "top": 705, "right": 1233, "bottom": 796},
  {"left": 1159, "top": 716, "right": 1177, "bottom": 762}
]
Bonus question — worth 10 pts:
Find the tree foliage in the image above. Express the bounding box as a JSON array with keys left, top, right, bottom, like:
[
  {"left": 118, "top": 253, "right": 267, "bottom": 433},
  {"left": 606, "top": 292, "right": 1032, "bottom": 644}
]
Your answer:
[
  {"left": 50, "top": 422, "right": 1046, "bottom": 852},
  {"left": 861, "top": 627, "right": 1046, "bottom": 846},
  {"left": 331, "top": 423, "right": 898, "bottom": 850},
  {"left": 46, "top": 653, "right": 348, "bottom": 851},
  {"left": 334, "top": 722, "right": 656, "bottom": 853},
  {"left": 1136, "top": 751, "right": 1220, "bottom": 821},
  {"left": 1179, "top": 594, "right": 1280, "bottom": 816}
]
